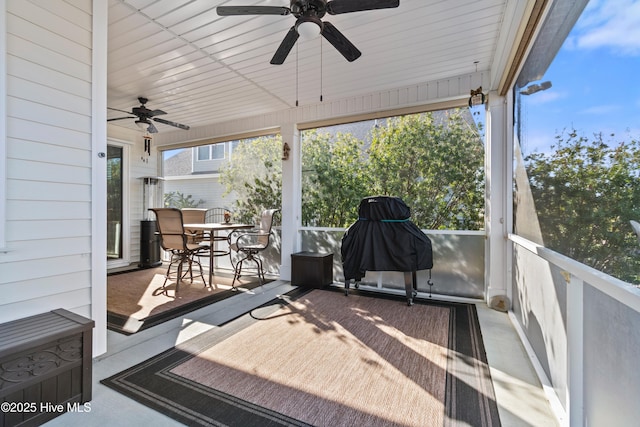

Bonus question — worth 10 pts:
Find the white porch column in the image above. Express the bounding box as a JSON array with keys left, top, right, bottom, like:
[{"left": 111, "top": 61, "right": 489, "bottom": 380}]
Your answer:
[
  {"left": 485, "top": 91, "right": 510, "bottom": 304},
  {"left": 91, "top": 0, "right": 109, "bottom": 356},
  {"left": 279, "top": 122, "right": 301, "bottom": 280}
]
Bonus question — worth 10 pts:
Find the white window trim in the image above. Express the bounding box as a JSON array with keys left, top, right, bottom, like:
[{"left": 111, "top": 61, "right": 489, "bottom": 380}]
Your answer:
[
  {"left": 196, "top": 143, "right": 226, "bottom": 161},
  {"left": 211, "top": 143, "right": 225, "bottom": 160},
  {"left": 196, "top": 145, "right": 211, "bottom": 161}
]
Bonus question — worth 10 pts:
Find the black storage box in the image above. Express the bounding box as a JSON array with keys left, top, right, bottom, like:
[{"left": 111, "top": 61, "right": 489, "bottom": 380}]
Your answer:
[
  {"left": 291, "top": 251, "right": 334, "bottom": 288},
  {"left": 0, "top": 309, "right": 94, "bottom": 427}
]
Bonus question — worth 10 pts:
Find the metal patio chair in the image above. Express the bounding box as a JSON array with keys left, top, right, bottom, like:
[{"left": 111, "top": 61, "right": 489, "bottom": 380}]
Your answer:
[
  {"left": 181, "top": 208, "right": 207, "bottom": 243},
  {"left": 229, "top": 209, "right": 279, "bottom": 289},
  {"left": 150, "top": 208, "right": 209, "bottom": 293},
  {"left": 201, "top": 208, "right": 234, "bottom": 259}
]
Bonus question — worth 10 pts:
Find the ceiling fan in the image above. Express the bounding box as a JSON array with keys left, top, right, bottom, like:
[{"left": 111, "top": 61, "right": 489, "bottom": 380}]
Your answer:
[
  {"left": 107, "top": 97, "right": 190, "bottom": 133},
  {"left": 217, "top": 0, "right": 400, "bottom": 65}
]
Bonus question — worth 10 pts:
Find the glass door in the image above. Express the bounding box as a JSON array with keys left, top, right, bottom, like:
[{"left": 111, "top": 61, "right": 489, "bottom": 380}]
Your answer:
[{"left": 107, "top": 145, "right": 123, "bottom": 260}]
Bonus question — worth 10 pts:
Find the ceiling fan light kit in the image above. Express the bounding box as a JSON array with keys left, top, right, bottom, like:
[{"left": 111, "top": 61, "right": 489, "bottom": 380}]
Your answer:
[
  {"left": 296, "top": 16, "right": 323, "bottom": 39},
  {"left": 135, "top": 119, "right": 151, "bottom": 131},
  {"left": 217, "top": 0, "right": 400, "bottom": 64}
]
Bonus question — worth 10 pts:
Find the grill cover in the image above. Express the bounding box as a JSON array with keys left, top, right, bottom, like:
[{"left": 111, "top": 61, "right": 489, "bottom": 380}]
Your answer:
[{"left": 341, "top": 196, "right": 433, "bottom": 281}]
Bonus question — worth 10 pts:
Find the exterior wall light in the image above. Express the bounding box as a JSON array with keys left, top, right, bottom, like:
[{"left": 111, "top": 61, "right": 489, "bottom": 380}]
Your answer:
[{"left": 468, "top": 87, "right": 486, "bottom": 107}]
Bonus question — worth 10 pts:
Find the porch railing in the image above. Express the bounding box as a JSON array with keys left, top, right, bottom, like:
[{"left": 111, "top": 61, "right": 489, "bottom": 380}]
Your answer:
[
  {"left": 197, "top": 227, "right": 486, "bottom": 302},
  {"left": 510, "top": 234, "right": 640, "bottom": 427},
  {"left": 300, "top": 228, "right": 486, "bottom": 300}
]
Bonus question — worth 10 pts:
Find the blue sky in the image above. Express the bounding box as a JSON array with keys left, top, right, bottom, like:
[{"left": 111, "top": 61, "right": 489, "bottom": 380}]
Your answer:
[{"left": 521, "top": 0, "right": 640, "bottom": 154}]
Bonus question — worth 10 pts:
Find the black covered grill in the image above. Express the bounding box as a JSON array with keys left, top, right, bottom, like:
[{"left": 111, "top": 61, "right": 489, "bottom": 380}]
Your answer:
[{"left": 341, "top": 196, "right": 433, "bottom": 305}]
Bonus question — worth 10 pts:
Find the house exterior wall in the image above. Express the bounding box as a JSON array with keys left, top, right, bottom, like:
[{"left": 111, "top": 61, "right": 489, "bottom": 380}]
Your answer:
[
  {"left": 0, "top": 0, "right": 95, "bottom": 324},
  {"left": 191, "top": 142, "right": 228, "bottom": 174},
  {"left": 163, "top": 174, "right": 234, "bottom": 210},
  {"left": 162, "top": 143, "right": 241, "bottom": 211}
]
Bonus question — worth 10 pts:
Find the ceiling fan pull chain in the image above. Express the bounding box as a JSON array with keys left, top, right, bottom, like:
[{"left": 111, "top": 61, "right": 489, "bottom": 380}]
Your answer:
[{"left": 296, "top": 43, "right": 299, "bottom": 107}]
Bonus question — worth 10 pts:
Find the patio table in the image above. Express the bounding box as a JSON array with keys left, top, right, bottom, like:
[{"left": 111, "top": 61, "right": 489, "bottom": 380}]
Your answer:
[{"left": 183, "top": 222, "right": 253, "bottom": 287}]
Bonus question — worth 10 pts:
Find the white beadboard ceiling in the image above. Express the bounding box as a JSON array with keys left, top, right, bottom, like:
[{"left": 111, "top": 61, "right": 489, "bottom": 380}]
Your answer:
[{"left": 107, "top": 0, "right": 511, "bottom": 135}]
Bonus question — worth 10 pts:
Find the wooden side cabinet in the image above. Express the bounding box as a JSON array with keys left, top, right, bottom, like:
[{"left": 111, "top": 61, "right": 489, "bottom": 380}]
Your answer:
[
  {"left": 0, "top": 309, "right": 94, "bottom": 427},
  {"left": 291, "top": 251, "right": 334, "bottom": 288}
]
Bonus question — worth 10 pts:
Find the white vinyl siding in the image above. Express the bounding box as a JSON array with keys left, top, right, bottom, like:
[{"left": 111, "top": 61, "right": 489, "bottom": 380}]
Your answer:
[
  {"left": 0, "top": 1, "right": 6, "bottom": 250},
  {"left": 163, "top": 175, "right": 234, "bottom": 210},
  {"left": 0, "top": 0, "right": 93, "bottom": 323}
]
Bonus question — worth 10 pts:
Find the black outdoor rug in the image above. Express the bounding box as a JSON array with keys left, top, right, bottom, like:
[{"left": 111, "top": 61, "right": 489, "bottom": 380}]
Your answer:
[{"left": 101, "top": 288, "right": 501, "bottom": 426}]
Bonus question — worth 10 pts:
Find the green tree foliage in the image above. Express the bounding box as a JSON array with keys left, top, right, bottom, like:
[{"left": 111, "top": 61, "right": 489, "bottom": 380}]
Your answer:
[
  {"left": 163, "top": 191, "right": 204, "bottom": 208},
  {"left": 301, "top": 130, "right": 370, "bottom": 227},
  {"left": 525, "top": 130, "right": 640, "bottom": 283},
  {"left": 220, "top": 135, "right": 282, "bottom": 223},
  {"left": 367, "top": 112, "right": 485, "bottom": 229},
  {"left": 221, "top": 110, "right": 485, "bottom": 231}
]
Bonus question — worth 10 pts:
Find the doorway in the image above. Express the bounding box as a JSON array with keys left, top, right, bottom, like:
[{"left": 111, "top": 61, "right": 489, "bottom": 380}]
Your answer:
[
  {"left": 107, "top": 145, "right": 123, "bottom": 260},
  {"left": 107, "top": 143, "right": 130, "bottom": 268}
]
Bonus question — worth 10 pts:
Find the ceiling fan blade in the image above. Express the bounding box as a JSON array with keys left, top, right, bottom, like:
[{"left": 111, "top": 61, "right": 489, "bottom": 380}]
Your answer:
[
  {"left": 327, "top": 0, "right": 399, "bottom": 15},
  {"left": 217, "top": 6, "right": 290, "bottom": 16},
  {"left": 153, "top": 117, "right": 190, "bottom": 130},
  {"left": 270, "top": 27, "right": 299, "bottom": 65},
  {"left": 107, "top": 116, "right": 135, "bottom": 121},
  {"left": 108, "top": 107, "right": 134, "bottom": 115},
  {"left": 321, "top": 22, "right": 361, "bottom": 62},
  {"left": 149, "top": 109, "right": 167, "bottom": 117}
]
